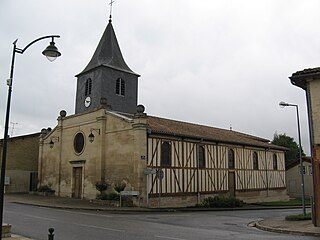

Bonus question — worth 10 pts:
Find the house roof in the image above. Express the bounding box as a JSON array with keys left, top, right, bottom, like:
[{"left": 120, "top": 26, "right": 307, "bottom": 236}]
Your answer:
[
  {"left": 286, "top": 157, "right": 312, "bottom": 170},
  {"left": 0, "top": 132, "right": 40, "bottom": 145},
  {"left": 290, "top": 67, "right": 320, "bottom": 90},
  {"left": 146, "top": 116, "right": 287, "bottom": 150},
  {"left": 76, "top": 20, "right": 139, "bottom": 77}
]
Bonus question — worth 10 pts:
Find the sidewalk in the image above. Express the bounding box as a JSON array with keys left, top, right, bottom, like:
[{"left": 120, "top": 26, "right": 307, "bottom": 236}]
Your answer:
[
  {"left": 4, "top": 193, "right": 320, "bottom": 238},
  {"left": 255, "top": 219, "right": 320, "bottom": 237}
]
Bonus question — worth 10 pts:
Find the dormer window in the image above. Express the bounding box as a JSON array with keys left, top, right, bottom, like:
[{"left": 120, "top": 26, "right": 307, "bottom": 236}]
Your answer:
[
  {"left": 116, "top": 78, "right": 125, "bottom": 96},
  {"left": 85, "top": 78, "right": 92, "bottom": 96}
]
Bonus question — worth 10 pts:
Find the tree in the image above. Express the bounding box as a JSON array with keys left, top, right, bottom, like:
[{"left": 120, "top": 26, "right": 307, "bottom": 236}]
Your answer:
[{"left": 271, "top": 133, "right": 305, "bottom": 164}]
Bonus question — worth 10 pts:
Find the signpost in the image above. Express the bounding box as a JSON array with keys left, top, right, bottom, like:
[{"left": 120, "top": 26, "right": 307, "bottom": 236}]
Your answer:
[
  {"left": 144, "top": 168, "right": 157, "bottom": 207},
  {"left": 143, "top": 168, "right": 164, "bottom": 208},
  {"left": 156, "top": 169, "right": 164, "bottom": 208}
]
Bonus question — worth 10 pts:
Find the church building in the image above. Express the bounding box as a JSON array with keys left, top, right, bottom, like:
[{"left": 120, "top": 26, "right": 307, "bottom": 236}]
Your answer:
[{"left": 38, "top": 17, "right": 288, "bottom": 207}]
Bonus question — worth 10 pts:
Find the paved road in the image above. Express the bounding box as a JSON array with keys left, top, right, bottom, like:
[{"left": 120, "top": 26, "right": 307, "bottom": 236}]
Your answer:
[{"left": 4, "top": 203, "right": 318, "bottom": 240}]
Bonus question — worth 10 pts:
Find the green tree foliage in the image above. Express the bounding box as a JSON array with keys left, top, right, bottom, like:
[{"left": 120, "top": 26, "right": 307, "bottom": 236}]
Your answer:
[{"left": 271, "top": 133, "right": 305, "bottom": 164}]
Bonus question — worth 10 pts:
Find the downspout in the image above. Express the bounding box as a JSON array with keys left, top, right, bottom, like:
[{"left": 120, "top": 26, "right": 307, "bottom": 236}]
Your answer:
[
  {"left": 265, "top": 148, "right": 269, "bottom": 197},
  {"left": 146, "top": 129, "right": 151, "bottom": 207},
  {"left": 197, "top": 139, "right": 204, "bottom": 204},
  {"left": 197, "top": 141, "right": 200, "bottom": 204}
]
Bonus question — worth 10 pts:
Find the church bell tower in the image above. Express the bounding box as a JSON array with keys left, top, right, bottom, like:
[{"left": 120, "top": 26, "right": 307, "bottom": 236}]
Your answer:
[{"left": 75, "top": 17, "right": 140, "bottom": 114}]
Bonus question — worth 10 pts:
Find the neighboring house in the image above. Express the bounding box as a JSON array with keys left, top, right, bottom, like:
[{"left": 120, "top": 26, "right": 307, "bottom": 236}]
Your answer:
[
  {"left": 37, "top": 18, "right": 289, "bottom": 207},
  {"left": 0, "top": 133, "right": 39, "bottom": 193},
  {"left": 286, "top": 157, "right": 313, "bottom": 199},
  {"left": 290, "top": 68, "right": 320, "bottom": 225}
]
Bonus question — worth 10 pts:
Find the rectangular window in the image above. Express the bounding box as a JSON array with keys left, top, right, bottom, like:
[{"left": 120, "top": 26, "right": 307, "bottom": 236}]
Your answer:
[{"left": 198, "top": 145, "right": 205, "bottom": 168}]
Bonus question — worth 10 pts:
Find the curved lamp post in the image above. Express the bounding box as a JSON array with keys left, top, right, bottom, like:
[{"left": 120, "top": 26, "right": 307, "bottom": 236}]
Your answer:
[
  {"left": 0, "top": 35, "right": 61, "bottom": 238},
  {"left": 279, "top": 101, "right": 306, "bottom": 216}
]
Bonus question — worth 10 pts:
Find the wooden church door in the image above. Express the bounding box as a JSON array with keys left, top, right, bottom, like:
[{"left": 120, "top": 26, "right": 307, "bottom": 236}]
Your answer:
[
  {"left": 73, "top": 167, "right": 83, "bottom": 198},
  {"left": 228, "top": 172, "right": 235, "bottom": 197}
]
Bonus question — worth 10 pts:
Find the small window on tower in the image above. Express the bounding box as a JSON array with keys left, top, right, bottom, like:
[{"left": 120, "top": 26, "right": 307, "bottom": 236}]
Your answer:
[
  {"left": 85, "top": 78, "right": 92, "bottom": 96},
  {"left": 116, "top": 78, "right": 125, "bottom": 96}
]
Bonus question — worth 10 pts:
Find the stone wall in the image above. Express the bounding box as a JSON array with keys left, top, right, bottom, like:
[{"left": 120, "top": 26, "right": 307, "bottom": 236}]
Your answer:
[{"left": 0, "top": 133, "right": 39, "bottom": 193}]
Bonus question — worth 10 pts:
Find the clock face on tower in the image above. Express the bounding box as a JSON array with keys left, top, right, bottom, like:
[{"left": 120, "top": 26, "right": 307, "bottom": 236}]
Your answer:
[{"left": 84, "top": 96, "right": 91, "bottom": 107}]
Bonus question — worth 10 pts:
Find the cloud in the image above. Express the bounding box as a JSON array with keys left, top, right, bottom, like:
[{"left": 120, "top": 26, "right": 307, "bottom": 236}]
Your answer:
[{"left": 1, "top": 0, "right": 319, "bottom": 154}]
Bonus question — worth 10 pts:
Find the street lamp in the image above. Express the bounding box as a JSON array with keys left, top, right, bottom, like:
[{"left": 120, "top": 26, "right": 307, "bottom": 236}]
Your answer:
[
  {"left": 0, "top": 35, "right": 61, "bottom": 238},
  {"left": 279, "top": 101, "right": 306, "bottom": 216}
]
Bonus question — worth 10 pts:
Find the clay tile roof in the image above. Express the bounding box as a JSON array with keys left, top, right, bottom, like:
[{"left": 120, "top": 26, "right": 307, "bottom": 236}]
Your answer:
[
  {"left": 290, "top": 67, "right": 320, "bottom": 90},
  {"left": 147, "top": 116, "right": 286, "bottom": 150},
  {"left": 285, "top": 156, "right": 312, "bottom": 170},
  {"left": 291, "top": 67, "right": 320, "bottom": 77}
]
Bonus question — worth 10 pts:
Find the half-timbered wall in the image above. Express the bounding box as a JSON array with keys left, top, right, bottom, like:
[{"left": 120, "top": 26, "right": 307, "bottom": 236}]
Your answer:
[{"left": 147, "top": 137, "right": 286, "bottom": 198}]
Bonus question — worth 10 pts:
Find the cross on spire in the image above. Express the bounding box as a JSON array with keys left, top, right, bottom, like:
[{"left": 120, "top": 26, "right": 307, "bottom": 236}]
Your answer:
[{"left": 108, "top": 0, "right": 115, "bottom": 22}]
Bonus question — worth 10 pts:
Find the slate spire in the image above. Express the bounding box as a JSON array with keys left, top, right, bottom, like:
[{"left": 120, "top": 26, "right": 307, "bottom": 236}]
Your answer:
[{"left": 77, "top": 20, "right": 139, "bottom": 76}]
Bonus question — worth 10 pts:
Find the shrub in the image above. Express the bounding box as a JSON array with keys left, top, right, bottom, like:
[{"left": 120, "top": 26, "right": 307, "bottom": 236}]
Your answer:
[
  {"left": 285, "top": 212, "right": 312, "bottom": 221},
  {"left": 95, "top": 181, "right": 109, "bottom": 194},
  {"left": 114, "top": 182, "right": 126, "bottom": 193},
  {"left": 97, "top": 192, "right": 120, "bottom": 201},
  {"left": 37, "top": 185, "right": 55, "bottom": 193},
  {"left": 200, "top": 195, "right": 244, "bottom": 208}
]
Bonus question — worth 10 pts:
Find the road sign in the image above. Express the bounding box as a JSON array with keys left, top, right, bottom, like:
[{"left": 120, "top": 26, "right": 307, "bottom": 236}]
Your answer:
[
  {"left": 156, "top": 169, "right": 164, "bottom": 180},
  {"left": 144, "top": 168, "right": 157, "bottom": 175}
]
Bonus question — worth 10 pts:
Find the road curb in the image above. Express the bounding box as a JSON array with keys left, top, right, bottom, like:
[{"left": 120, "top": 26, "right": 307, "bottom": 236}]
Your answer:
[
  {"left": 10, "top": 201, "right": 305, "bottom": 213},
  {"left": 255, "top": 220, "right": 320, "bottom": 237}
]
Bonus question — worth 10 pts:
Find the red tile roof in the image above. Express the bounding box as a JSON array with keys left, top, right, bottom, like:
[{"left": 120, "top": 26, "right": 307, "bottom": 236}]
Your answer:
[{"left": 147, "top": 116, "right": 286, "bottom": 150}]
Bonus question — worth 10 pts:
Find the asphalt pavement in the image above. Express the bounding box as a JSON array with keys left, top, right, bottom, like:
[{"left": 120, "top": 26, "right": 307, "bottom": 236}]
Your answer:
[{"left": 3, "top": 193, "right": 320, "bottom": 239}]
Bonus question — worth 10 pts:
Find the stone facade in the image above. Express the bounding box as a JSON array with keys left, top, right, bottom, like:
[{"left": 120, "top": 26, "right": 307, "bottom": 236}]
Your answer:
[
  {"left": 39, "top": 107, "right": 148, "bottom": 201},
  {"left": 0, "top": 133, "right": 39, "bottom": 193}
]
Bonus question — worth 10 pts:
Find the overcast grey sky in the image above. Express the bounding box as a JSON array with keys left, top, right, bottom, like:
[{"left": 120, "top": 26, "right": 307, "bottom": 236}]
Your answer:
[{"left": 1, "top": 0, "right": 319, "bottom": 155}]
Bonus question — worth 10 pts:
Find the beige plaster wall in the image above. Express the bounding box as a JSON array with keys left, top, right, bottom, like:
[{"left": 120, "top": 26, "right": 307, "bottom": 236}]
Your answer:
[
  {"left": 309, "top": 80, "right": 320, "bottom": 144},
  {"left": 286, "top": 162, "right": 313, "bottom": 198}
]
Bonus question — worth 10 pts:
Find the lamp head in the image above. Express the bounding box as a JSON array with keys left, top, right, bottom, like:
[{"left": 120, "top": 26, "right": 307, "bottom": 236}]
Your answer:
[
  {"left": 279, "top": 101, "right": 289, "bottom": 108},
  {"left": 49, "top": 139, "right": 54, "bottom": 148},
  {"left": 88, "top": 132, "right": 95, "bottom": 143},
  {"left": 42, "top": 41, "right": 61, "bottom": 62}
]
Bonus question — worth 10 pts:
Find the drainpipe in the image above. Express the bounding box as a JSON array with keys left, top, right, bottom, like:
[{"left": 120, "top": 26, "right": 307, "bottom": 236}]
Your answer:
[
  {"left": 265, "top": 148, "right": 269, "bottom": 197},
  {"left": 197, "top": 139, "right": 203, "bottom": 204}
]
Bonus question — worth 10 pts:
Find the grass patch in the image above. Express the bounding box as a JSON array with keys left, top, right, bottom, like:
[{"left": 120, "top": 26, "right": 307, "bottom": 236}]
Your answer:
[
  {"left": 285, "top": 212, "right": 312, "bottom": 221},
  {"left": 255, "top": 198, "right": 310, "bottom": 206}
]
